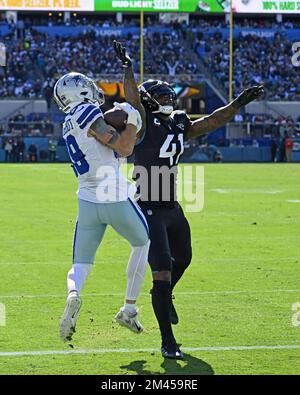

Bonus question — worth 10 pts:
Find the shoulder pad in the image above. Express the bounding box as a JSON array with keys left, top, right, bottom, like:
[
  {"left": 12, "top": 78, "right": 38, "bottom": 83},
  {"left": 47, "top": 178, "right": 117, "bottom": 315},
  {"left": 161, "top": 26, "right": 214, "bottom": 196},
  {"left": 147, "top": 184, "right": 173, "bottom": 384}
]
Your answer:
[
  {"left": 73, "top": 103, "right": 103, "bottom": 130},
  {"left": 171, "top": 110, "right": 187, "bottom": 118},
  {"left": 170, "top": 110, "right": 188, "bottom": 121},
  {"left": 172, "top": 110, "right": 186, "bottom": 115}
]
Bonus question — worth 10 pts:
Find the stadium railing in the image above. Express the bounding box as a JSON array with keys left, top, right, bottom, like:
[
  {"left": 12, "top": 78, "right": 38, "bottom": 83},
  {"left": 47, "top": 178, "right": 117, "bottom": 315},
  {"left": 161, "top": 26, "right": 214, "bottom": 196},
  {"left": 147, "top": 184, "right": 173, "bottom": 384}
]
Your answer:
[{"left": 226, "top": 122, "right": 290, "bottom": 140}]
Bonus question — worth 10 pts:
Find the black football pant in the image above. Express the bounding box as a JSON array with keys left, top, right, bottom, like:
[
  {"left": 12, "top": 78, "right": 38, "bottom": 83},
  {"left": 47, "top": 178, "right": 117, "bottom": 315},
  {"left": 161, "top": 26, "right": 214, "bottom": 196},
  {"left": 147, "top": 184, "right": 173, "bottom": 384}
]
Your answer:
[
  {"left": 140, "top": 202, "right": 192, "bottom": 285},
  {"left": 139, "top": 202, "right": 192, "bottom": 346}
]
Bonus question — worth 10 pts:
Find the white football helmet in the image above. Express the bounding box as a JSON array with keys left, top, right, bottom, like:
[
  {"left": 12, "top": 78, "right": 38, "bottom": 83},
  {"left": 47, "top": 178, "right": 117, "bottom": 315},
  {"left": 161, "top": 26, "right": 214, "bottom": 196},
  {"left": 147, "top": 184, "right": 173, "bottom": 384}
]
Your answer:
[{"left": 53, "top": 72, "right": 105, "bottom": 113}]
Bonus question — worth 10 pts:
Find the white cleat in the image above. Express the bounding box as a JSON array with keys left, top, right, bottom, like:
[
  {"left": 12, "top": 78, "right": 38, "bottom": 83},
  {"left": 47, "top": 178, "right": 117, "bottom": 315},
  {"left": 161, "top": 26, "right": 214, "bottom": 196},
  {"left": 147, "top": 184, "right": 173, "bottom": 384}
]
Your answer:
[
  {"left": 115, "top": 308, "right": 143, "bottom": 334},
  {"left": 59, "top": 292, "right": 82, "bottom": 342}
]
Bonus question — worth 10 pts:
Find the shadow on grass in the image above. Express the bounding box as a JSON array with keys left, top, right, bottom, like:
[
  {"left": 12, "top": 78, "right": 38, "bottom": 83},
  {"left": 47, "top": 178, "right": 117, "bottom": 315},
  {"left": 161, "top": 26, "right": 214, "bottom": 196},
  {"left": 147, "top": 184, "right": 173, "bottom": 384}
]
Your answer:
[{"left": 120, "top": 353, "right": 214, "bottom": 375}]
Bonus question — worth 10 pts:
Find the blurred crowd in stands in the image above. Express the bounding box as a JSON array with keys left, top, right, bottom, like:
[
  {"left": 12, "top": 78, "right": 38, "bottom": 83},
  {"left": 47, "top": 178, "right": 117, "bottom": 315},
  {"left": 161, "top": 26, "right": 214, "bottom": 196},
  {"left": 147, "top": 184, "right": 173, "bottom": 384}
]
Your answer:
[
  {"left": 1, "top": 14, "right": 300, "bottom": 100},
  {"left": 1, "top": 110, "right": 298, "bottom": 163},
  {"left": 1, "top": 136, "right": 58, "bottom": 162},
  {"left": 2, "top": 12, "right": 300, "bottom": 29},
  {"left": 182, "top": 111, "right": 300, "bottom": 163},
  {"left": 0, "top": 29, "right": 197, "bottom": 99},
  {"left": 0, "top": 12, "right": 300, "bottom": 163},
  {"left": 0, "top": 112, "right": 54, "bottom": 137},
  {"left": 197, "top": 32, "right": 300, "bottom": 100}
]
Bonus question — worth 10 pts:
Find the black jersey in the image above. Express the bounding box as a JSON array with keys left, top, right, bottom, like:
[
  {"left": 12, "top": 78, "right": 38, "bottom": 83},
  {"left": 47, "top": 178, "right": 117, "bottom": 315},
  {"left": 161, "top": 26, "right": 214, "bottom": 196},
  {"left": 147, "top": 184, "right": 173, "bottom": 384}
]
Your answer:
[{"left": 133, "top": 109, "right": 192, "bottom": 207}]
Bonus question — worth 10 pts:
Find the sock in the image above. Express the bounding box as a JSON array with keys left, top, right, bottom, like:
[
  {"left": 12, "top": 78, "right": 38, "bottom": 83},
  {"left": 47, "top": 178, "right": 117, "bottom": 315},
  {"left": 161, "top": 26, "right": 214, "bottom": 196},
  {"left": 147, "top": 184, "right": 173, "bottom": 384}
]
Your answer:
[
  {"left": 67, "top": 263, "right": 92, "bottom": 295},
  {"left": 125, "top": 240, "right": 150, "bottom": 301},
  {"left": 123, "top": 303, "right": 137, "bottom": 314},
  {"left": 151, "top": 280, "right": 176, "bottom": 347},
  {"left": 68, "top": 290, "right": 78, "bottom": 298}
]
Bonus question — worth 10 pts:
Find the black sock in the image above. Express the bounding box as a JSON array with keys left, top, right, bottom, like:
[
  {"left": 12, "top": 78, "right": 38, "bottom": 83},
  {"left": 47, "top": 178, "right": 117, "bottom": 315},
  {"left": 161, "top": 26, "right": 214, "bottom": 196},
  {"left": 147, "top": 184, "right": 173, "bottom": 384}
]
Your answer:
[{"left": 151, "top": 280, "right": 176, "bottom": 347}]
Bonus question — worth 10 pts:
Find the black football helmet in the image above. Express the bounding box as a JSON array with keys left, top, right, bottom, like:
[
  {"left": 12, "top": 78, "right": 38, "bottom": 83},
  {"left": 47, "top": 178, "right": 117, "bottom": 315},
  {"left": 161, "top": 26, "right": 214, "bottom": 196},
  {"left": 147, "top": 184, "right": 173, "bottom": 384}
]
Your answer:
[{"left": 138, "top": 80, "right": 177, "bottom": 115}]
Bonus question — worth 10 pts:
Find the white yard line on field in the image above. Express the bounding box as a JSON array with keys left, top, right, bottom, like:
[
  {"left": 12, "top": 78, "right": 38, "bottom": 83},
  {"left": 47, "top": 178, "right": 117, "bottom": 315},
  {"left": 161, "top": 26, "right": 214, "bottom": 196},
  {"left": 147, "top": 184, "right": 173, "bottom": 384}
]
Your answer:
[
  {"left": 1, "top": 344, "right": 300, "bottom": 357},
  {"left": 210, "top": 188, "right": 285, "bottom": 194},
  {"left": 0, "top": 256, "right": 298, "bottom": 265},
  {"left": 1, "top": 289, "right": 300, "bottom": 300}
]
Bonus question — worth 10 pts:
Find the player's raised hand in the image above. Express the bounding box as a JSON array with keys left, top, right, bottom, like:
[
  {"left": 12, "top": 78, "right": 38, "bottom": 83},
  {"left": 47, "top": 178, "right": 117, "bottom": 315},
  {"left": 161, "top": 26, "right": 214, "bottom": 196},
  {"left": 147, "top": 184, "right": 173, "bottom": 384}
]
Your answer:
[
  {"left": 113, "top": 40, "right": 132, "bottom": 68},
  {"left": 234, "top": 85, "right": 265, "bottom": 108}
]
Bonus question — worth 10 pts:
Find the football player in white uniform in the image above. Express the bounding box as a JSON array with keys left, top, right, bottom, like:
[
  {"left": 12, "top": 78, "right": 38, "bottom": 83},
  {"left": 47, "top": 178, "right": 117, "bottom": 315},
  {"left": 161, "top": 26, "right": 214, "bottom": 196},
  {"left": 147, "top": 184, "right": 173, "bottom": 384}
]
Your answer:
[{"left": 54, "top": 72, "right": 150, "bottom": 341}]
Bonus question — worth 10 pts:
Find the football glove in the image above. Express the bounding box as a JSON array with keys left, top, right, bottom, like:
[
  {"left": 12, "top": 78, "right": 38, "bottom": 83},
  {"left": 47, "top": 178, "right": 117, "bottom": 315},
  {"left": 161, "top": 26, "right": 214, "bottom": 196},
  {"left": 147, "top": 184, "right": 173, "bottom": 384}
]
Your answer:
[
  {"left": 113, "top": 102, "right": 142, "bottom": 133},
  {"left": 113, "top": 40, "right": 132, "bottom": 68},
  {"left": 234, "top": 85, "right": 265, "bottom": 108}
]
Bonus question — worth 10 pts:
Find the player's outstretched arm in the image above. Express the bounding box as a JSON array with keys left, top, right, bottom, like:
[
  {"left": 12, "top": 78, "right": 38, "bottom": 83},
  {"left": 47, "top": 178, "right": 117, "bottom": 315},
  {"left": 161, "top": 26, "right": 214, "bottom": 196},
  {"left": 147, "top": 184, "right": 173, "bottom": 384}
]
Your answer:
[
  {"left": 113, "top": 40, "right": 146, "bottom": 135},
  {"left": 186, "top": 85, "right": 264, "bottom": 139}
]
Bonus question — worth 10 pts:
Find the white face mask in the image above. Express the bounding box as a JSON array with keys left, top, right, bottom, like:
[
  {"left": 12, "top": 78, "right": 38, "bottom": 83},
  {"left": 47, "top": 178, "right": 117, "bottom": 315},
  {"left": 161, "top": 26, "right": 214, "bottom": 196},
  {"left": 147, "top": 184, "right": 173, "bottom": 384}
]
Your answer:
[
  {"left": 152, "top": 104, "right": 174, "bottom": 115},
  {"left": 159, "top": 105, "right": 174, "bottom": 115}
]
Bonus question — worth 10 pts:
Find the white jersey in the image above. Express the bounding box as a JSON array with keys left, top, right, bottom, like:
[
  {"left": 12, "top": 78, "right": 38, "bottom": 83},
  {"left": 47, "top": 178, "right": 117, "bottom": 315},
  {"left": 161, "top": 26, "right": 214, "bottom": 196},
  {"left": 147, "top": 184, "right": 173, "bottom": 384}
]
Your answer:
[{"left": 62, "top": 102, "right": 133, "bottom": 203}]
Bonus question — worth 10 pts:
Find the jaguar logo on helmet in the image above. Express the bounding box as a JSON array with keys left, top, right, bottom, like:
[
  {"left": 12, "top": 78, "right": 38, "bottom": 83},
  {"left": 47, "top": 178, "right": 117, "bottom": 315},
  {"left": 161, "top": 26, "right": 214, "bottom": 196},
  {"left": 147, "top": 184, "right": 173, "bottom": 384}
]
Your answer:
[{"left": 53, "top": 72, "right": 105, "bottom": 114}]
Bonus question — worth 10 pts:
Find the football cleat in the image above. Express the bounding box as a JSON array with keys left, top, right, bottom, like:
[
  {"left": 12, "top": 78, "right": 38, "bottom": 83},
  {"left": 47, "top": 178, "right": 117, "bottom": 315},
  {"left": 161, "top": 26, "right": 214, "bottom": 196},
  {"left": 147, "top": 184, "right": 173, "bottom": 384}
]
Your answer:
[
  {"left": 59, "top": 292, "right": 82, "bottom": 342},
  {"left": 115, "top": 308, "right": 143, "bottom": 334},
  {"left": 170, "top": 295, "right": 179, "bottom": 325},
  {"left": 161, "top": 343, "right": 184, "bottom": 360}
]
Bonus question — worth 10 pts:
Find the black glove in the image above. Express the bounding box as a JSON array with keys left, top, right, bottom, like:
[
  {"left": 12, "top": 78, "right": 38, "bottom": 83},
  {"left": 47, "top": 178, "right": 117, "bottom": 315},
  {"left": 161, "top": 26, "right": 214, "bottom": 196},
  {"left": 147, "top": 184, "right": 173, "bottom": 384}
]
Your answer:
[
  {"left": 113, "top": 40, "right": 132, "bottom": 68},
  {"left": 234, "top": 85, "right": 265, "bottom": 108}
]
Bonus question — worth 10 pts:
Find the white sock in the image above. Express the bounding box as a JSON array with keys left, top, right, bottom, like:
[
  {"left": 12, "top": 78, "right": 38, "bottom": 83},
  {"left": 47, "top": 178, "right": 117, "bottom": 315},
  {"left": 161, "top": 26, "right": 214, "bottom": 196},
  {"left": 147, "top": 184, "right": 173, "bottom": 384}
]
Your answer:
[
  {"left": 123, "top": 303, "right": 137, "bottom": 314},
  {"left": 67, "top": 263, "right": 92, "bottom": 295},
  {"left": 125, "top": 240, "right": 150, "bottom": 302}
]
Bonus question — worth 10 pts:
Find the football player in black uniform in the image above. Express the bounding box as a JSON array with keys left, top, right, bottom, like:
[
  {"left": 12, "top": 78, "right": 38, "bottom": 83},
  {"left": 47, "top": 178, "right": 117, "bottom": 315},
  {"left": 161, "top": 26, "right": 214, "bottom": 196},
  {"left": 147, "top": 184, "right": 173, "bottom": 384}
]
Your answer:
[{"left": 113, "top": 40, "right": 264, "bottom": 360}]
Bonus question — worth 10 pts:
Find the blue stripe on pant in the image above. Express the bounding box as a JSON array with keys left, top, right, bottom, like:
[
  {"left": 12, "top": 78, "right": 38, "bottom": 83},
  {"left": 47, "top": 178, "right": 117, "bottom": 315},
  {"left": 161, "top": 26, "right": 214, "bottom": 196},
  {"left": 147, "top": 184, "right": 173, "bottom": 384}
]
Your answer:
[{"left": 72, "top": 221, "right": 78, "bottom": 264}]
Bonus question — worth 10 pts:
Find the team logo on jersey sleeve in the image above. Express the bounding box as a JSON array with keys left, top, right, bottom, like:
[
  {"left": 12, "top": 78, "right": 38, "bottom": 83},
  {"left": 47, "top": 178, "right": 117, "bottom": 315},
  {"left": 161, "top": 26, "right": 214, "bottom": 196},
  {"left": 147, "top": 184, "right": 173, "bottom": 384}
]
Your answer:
[
  {"left": 154, "top": 118, "right": 161, "bottom": 126},
  {"left": 177, "top": 123, "right": 185, "bottom": 130}
]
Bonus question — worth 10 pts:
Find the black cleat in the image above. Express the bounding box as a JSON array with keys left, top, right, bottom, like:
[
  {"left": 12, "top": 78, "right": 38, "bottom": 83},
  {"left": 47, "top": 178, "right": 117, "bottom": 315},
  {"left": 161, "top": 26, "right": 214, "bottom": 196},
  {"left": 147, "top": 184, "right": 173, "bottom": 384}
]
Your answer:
[
  {"left": 161, "top": 344, "right": 184, "bottom": 360},
  {"left": 170, "top": 295, "right": 179, "bottom": 325}
]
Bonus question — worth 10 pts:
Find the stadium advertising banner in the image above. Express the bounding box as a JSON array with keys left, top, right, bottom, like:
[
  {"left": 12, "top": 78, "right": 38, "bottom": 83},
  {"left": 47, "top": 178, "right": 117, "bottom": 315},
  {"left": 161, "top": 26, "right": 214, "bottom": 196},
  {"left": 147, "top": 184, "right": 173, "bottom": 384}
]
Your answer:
[
  {"left": 233, "top": 0, "right": 300, "bottom": 13},
  {"left": 94, "top": 0, "right": 228, "bottom": 12},
  {"left": 1, "top": 0, "right": 300, "bottom": 12},
  {"left": 0, "top": 0, "right": 94, "bottom": 11}
]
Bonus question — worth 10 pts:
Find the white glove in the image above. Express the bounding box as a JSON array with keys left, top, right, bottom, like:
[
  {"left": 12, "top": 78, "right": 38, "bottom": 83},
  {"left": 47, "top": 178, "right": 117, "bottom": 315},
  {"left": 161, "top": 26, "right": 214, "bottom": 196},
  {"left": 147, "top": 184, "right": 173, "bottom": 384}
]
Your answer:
[{"left": 113, "top": 102, "right": 142, "bottom": 133}]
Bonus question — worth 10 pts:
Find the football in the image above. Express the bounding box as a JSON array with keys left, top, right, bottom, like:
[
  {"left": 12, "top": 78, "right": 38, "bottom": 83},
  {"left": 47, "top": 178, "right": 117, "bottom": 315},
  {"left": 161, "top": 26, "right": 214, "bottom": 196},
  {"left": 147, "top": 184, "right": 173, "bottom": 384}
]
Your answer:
[{"left": 104, "top": 107, "right": 128, "bottom": 132}]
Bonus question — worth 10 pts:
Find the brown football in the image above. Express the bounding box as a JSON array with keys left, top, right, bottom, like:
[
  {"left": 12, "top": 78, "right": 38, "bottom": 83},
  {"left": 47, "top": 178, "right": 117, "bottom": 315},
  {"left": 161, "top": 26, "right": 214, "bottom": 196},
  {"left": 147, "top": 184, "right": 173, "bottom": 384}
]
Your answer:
[{"left": 104, "top": 107, "right": 128, "bottom": 132}]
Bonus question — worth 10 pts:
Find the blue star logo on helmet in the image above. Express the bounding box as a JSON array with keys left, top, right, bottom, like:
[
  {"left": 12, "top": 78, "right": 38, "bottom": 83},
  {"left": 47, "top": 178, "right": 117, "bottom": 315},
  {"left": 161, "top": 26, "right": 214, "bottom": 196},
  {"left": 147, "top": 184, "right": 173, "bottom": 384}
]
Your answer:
[{"left": 73, "top": 75, "right": 82, "bottom": 86}]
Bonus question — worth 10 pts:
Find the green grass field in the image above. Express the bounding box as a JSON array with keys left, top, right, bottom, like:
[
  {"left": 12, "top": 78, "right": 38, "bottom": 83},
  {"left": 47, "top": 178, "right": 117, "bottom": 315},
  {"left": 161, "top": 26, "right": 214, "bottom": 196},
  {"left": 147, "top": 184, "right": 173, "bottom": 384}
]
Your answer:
[{"left": 0, "top": 163, "right": 299, "bottom": 375}]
